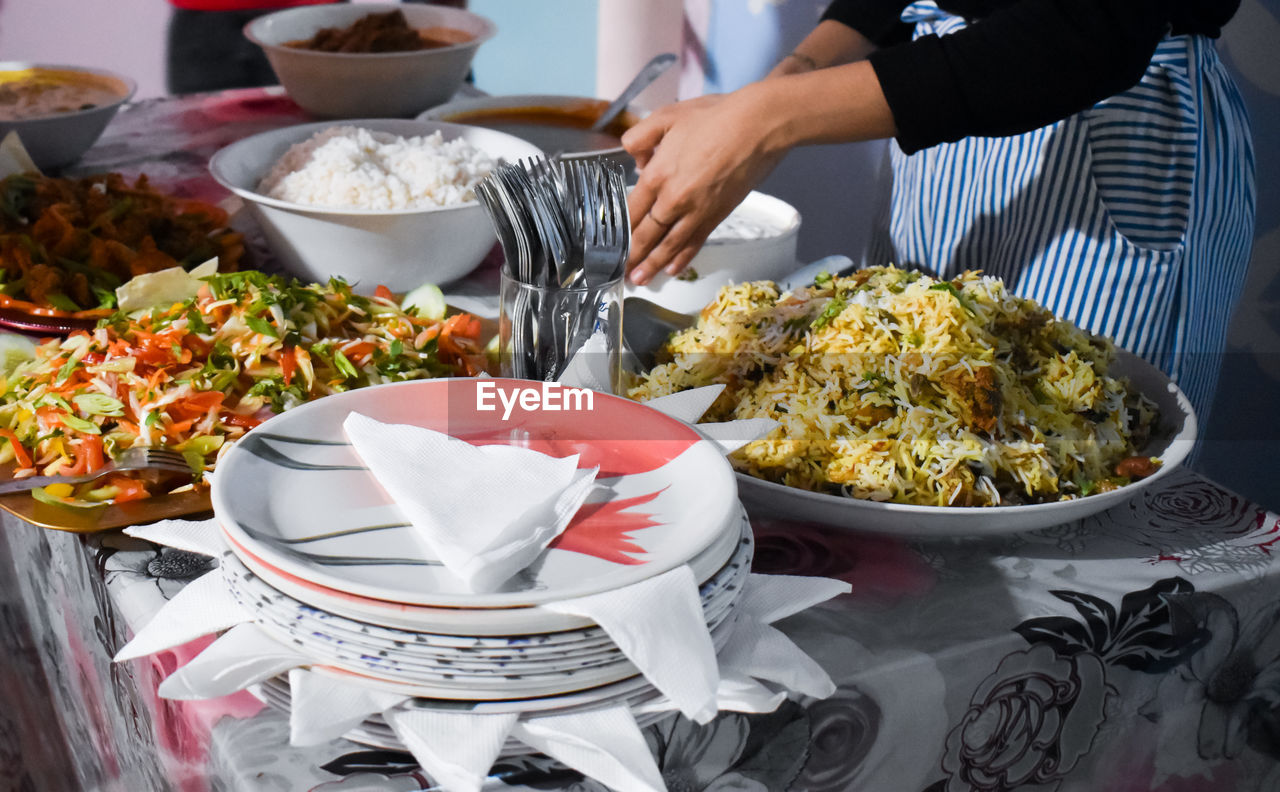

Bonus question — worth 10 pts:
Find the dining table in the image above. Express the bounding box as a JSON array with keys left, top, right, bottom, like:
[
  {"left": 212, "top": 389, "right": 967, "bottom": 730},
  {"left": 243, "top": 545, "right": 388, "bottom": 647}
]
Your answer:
[{"left": 2, "top": 86, "right": 1280, "bottom": 792}]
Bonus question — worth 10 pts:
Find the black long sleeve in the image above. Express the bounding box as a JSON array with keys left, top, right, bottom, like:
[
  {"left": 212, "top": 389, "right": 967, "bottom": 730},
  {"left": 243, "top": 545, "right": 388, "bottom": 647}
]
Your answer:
[
  {"left": 820, "top": 0, "right": 1238, "bottom": 154},
  {"left": 820, "top": 0, "right": 913, "bottom": 48}
]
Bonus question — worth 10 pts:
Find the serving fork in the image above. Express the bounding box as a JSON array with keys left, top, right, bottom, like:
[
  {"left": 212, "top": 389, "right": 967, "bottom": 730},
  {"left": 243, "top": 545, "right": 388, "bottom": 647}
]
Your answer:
[{"left": 0, "top": 446, "right": 192, "bottom": 496}]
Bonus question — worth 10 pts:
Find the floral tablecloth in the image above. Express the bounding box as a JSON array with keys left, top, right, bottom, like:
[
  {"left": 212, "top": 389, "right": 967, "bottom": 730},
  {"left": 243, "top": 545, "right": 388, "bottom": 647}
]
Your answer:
[{"left": 2, "top": 88, "right": 1280, "bottom": 792}]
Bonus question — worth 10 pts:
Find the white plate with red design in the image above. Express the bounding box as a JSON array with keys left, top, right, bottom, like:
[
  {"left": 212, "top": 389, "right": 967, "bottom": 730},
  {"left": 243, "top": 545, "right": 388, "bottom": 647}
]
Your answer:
[{"left": 212, "top": 378, "right": 739, "bottom": 610}]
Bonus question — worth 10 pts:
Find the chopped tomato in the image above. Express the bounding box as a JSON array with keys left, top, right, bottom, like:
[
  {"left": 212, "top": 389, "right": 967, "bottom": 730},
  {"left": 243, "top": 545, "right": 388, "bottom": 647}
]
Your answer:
[
  {"left": 129, "top": 330, "right": 185, "bottom": 366},
  {"left": 374, "top": 285, "right": 395, "bottom": 301},
  {"left": 60, "top": 435, "right": 104, "bottom": 477},
  {"left": 220, "top": 412, "right": 263, "bottom": 429},
  {"left": 79, "top": 435, "right": 105, "bottom": 474},
  {"left": 168, "top": 390, "right": 226, "bottom": 421},
  {"left": 440, "top": 313, "right": 482, "bottom": 340}
]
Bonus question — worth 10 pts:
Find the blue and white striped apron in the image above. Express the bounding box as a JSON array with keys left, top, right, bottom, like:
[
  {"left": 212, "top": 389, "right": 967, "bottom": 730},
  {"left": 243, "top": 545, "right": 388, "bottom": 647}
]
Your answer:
[{"left": 868, "top": 2, "right": 1256, "bottom": 426}]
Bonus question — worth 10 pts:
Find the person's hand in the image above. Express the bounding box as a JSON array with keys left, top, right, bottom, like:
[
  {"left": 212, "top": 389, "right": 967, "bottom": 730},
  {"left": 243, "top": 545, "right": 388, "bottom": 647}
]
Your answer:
[{"left": 622, "top": 86, "right": 788, "bottom": 285}]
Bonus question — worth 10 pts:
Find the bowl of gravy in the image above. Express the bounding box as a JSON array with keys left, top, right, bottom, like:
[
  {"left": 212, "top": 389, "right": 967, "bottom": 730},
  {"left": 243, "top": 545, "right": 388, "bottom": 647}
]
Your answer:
[
  {"left": 246, "top": 3, "right": 495, "bottom": 118},
  {"left": 420, "top": 94, "right": 644, "bottom": 175},
  {"left": 0, "top": 63, "right": 135, "bottom": 170}
]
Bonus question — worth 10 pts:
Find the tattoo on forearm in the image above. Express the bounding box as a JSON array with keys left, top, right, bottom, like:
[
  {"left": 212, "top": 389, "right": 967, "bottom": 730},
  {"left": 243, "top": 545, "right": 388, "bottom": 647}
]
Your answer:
[{"left": 785, "top": 51, "right": 819, "bottom": 71}]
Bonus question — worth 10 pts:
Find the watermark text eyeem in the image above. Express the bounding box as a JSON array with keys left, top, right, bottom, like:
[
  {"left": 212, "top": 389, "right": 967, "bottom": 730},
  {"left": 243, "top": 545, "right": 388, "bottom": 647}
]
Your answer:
[{"left": 475, "top": 381, "right": 595, "bottom": 420}]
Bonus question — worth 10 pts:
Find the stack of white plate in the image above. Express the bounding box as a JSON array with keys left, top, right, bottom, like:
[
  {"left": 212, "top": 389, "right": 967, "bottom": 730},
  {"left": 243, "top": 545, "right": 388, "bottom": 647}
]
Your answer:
[
  {"left": 253, "top": 675, "right": 675, "bottom": 757},
  {"left": 208, "top": 379, "right": 752, "bottom": 745},
  {"left": 220, "top": 516, "right": 751, "bottom": 701}
]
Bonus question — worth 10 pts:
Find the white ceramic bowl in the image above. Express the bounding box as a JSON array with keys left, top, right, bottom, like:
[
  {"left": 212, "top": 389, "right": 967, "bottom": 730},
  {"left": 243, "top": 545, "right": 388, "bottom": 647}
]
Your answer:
[
  {"left": 244, "top": 3, "right": 495, "bottom": 118},
  {"left": 420, "top": 93, "right": 645, "bottom": 174},
  {"left": 208, "top": 118, "right": 543, "bottom": 291},
  {"left": 624, "top": 190, "right": 801, "bottom": 315},
  {"left": 0, "top": 63, "right": 135, "bottom": 170}
]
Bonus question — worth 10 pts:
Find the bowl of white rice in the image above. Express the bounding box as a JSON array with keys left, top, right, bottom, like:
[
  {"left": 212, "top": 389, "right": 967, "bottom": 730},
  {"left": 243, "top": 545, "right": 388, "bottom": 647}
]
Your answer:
[{"left": 210, "top": 118, "right": 543, "bottom": 291}]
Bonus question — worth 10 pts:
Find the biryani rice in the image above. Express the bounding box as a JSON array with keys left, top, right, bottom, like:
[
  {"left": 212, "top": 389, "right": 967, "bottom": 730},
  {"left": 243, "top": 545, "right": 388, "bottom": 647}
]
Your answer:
[{"left": 629, "top": 266, "right": 1159, "bottom": 507}]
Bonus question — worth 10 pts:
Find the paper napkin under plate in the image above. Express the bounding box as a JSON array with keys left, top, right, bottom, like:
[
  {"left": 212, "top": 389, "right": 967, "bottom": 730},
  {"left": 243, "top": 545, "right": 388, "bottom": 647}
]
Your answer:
[{"left": 115, "top": 516, "right": 849, "bottom": 792}]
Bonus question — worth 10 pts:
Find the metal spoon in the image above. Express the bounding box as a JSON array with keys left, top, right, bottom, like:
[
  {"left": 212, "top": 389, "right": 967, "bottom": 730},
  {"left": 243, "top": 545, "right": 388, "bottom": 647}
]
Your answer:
[{"left": 590, "top": 52, "right": 678, "bottom": 133}]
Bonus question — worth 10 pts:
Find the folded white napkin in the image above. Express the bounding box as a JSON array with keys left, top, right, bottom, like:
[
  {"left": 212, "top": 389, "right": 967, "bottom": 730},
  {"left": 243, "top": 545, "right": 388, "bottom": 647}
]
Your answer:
[
  {"left": 113, "top": 570, "right": 249, "bottom": 662},
  {"left": 640, "top": 385, "right": 725, "bottom": 423},
  {"left": 635, "top": 385, "right": 780, "bottom": 455},
  {"left": 386, "top": 709, "right": 518, "bottom": 792},
  {"left": 556, "top": 329, "right": 615, "bottom": 393},
  {"left": 544, "top": 564, "right": 720, "bottom": 724},
  {"left": 288, "top": 668, "right": 407, "bottom": 746},
  {"left": 695, "top": 418, "right": 780, "bottom": 455},
  {"left": 343, "top": 412, "right": 599, "bottom": 593},
  {"left": 510, "top": 705, "right": 665, "bottom": 792},
  {"left": 156, "top": 622, "right": 310, "bottom": 700}
]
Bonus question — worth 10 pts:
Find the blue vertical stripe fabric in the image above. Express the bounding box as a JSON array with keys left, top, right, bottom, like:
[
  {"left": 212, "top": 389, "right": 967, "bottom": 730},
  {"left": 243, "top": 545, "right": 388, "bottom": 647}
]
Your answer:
[{"left": 873, "top": 1, "right": 1256, "bottom": 428}]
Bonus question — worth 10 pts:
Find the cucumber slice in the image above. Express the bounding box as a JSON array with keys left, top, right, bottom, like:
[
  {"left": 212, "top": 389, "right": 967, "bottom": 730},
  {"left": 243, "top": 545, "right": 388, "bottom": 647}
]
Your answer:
[
  {"left": 401, "top": 282, "right": 446, "bottom": 321},
  {"left": 0, "top": 332, "right": 36, "bottom": 376},
  {"left": 485, "top": 333, "right": 501, "bottom": 368}
]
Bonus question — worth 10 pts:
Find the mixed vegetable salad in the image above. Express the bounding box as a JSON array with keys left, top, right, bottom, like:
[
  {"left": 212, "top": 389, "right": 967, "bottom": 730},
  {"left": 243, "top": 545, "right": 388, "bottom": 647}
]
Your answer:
[{"left": 0, "top": 269, "right": 484, "bottom": 507}]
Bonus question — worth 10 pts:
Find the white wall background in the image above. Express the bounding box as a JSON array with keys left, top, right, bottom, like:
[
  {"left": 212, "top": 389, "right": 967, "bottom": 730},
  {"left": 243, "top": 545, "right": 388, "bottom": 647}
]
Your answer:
[{"left": 0, "top": 0, "right": 168, "bottom": 99}]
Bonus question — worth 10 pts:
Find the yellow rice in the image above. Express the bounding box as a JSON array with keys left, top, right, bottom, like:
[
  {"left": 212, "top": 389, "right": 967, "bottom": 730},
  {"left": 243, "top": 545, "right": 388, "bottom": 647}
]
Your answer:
[{"left": 629, "top": 266, "right": 1159, "bottom": 507}]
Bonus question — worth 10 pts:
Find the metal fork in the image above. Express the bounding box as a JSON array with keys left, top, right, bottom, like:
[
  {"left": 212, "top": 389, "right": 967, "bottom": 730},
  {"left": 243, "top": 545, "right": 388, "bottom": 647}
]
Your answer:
[
  {"left": 559, "top": 162, "right": 628, "bottom": 373},
  {"left": 597, "top": 161, "right": 630, "bottom": 285},
  {"left": 0, "top": 446, "right": 192, "bottom": 495}
]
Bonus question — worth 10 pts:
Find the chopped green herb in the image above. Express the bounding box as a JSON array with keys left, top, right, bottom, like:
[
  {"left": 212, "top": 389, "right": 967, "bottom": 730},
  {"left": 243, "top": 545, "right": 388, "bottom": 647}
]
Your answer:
[
  {"left": 186, "top": 308, "right": 210, "bottom": 334},
  {"left": 0, "top": 276, "right": 26, "bottom": 296},
  {"left": 0, "top": 175, "right": 35, "bottom": 224},
  {"left": 245, "top": 315, "right": 277, "bottom": 338},
  {"left": 928, "top": 282, "right": 976, "bottom": 315},
  {"left": 92, "top": 286, "right": 118, "bottom": 310},
  {"left": 810, "top": 295, "right": 847, "bottom": 331},
  {"left": 44, "top": 292, "right": 81, "bottom": 312}
]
